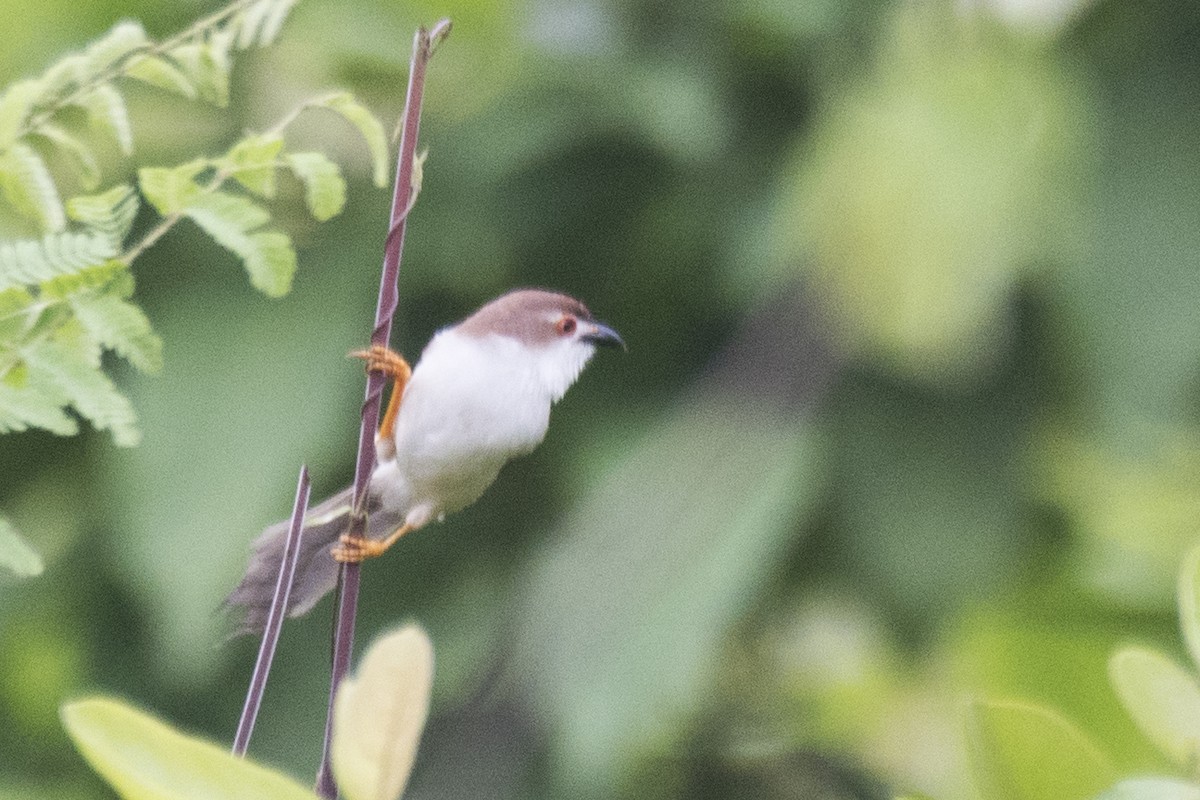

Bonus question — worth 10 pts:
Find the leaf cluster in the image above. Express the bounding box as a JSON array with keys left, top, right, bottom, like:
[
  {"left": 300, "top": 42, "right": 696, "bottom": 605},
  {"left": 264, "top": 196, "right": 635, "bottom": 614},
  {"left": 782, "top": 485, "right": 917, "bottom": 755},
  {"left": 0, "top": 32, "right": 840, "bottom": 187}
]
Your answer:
[{"left": 0, "top": 0, "right": 388, "bottom": 574}]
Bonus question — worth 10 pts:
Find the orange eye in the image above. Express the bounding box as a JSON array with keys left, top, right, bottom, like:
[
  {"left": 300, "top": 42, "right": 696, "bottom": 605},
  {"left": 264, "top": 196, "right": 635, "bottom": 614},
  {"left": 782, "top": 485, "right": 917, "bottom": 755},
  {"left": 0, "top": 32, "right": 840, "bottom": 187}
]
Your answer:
[{"left": 556, "top": 316, "right": 577, "bottom": 336}]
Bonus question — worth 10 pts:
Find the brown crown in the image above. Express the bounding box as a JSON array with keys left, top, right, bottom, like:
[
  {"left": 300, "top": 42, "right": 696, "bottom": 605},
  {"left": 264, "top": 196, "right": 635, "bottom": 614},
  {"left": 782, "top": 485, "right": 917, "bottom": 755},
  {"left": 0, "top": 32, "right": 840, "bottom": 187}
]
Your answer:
[{"left": 455, "top": 289, "right": 593, "bottom": 345}]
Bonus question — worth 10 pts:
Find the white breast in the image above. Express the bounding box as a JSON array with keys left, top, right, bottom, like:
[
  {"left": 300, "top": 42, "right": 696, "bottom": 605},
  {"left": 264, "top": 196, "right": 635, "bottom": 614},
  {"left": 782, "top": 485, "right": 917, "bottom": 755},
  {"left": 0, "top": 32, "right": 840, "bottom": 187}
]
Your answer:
[{"left": 373, "top": 330, "right": 558, "bottom": 526}]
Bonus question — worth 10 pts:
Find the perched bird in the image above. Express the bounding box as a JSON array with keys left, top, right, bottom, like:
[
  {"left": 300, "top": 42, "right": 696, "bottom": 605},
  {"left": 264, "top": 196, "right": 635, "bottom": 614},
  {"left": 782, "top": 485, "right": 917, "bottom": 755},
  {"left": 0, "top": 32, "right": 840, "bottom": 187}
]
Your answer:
[{"left": 227, "top": 289, "right": 624, "bottom": 634}]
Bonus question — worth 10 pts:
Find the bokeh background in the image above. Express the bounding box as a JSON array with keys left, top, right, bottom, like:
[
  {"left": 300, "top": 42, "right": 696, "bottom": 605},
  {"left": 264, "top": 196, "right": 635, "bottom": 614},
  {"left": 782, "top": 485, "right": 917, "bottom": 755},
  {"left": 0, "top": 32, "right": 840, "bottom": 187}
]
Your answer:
[{"left": 3, "top": 0, "right": 1199, "bottom": 797}]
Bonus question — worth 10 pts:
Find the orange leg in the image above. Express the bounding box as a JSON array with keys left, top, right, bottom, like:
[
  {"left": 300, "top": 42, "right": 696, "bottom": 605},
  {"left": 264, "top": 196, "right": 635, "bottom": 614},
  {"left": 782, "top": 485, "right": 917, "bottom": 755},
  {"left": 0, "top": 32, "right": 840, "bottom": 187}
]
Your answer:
[
  {"left": 350, "top": 345, "right": 411, "bottom": 443},
  {"left": 338, "top": 346, "right": 412, "bottom": 564},
  {"left": 332, "top": 523, "right": 413, "bottom": 563}
]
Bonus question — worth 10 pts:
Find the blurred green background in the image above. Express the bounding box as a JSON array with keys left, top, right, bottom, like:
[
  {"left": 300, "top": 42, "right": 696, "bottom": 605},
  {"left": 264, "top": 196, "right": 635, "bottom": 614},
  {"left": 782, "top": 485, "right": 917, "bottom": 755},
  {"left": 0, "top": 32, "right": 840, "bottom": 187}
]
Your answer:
[{"left": 3, "top": 0, "right": 1200, "bottom": 797}]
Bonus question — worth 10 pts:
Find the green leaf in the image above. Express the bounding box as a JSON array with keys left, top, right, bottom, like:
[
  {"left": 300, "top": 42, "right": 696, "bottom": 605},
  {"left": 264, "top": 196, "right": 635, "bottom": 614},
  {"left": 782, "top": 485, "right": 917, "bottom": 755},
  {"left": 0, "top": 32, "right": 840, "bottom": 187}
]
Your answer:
[
  {"left": 234, "top": 0, "right": 274, "bottom": 49},
  {"left": 332, "top": 626, "right": 434, "bottom": 800},
  {"left": 0, "top": 372, "right": 77, "bottom": 437},
  {"left": 0, "top": 142, "right": 66, "bottom": 231},
  {"left": 0, "top": 80, "right": 41, "bottom": 146},
  {"left": 286, "top": 152, "right": 346, "bottom": 221},
  {"left": 39, "top": 261, "right": 127, "bottom": 300},
  {"left": 78, "top": 85, "right": 133, "bottom": 155},
  {"left": 966, "top": 699, "right": 1117, "bottom": 800},
  {"left": 0, "top": 516, "right": 43, "bottom": 577},
  {"left": 236, "top": 0, "right": 297, "bottom": 48},
  {"left": 34, "top": 124, "right": 101, "bottom": 190},
  {"left": 183, "top": 193, "right": 295, "bottom": 296},
  {"left": 168, "top": 41, "right": 229, "bottom": 107},
  {"left": 61, "top": 697, "right": 321, "bottom": 800},
  {"left": 23, "top": 336, "right": 139, "bottom": 446},
  {"left": 0, "top": 233, "right": 117, "bottom": 291},
  {"left": 1109, "top": 646, "right": 1200, "bottom": 767},
  {"left": 124, "top": 55, "right": 197, "bottom": 99},
  {"left": 257, "top": 0, "right": 297, "bottom": 46},
  {"left": 182, "top": 190, "right": 270, "bottom": 235},
  {"left": 1097, "top": 779, "right": 1200, "bottom": 800},
  {"left": 225, "top": 134, "right": 284, "bottom": 198},
  {"left": 137, "top": 160, "right": 207, "bottom": 216},
  {"left": 242, "top": 231, "right": 295, "bottom": 297},
  {"left": 319, "top": 93, "right": 388, "bottom": 187},
  {"left": 1179, "top": 544, "right": 1200, "bottom": 672},
  {"left": 38, "top": 54, "right": 89, "bottom": 100},
  {"left": 0, "top": 285, "right": 33, "bottom": 340},
  {"left": 67, "top": 184, "right": 139, "bottom": 246},
  {"left": 84, "top": 21, "right": 149, "bottom": 75},
  {"left": 70, "top": 290, "right": 162, "bottom": 374}
]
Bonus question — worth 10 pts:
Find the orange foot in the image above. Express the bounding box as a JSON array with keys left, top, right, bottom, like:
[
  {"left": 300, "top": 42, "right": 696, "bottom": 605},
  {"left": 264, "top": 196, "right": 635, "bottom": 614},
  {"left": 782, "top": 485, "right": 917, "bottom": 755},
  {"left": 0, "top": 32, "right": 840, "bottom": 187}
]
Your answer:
[
  {"left": 350, "top": 344, "right": 411, "bottom": 382},
  {"left": 350, "top": 345, "right": 412, "bottom": 451},
  {"left": 331, "top": 523, "right": 413, "bottom": 563}
]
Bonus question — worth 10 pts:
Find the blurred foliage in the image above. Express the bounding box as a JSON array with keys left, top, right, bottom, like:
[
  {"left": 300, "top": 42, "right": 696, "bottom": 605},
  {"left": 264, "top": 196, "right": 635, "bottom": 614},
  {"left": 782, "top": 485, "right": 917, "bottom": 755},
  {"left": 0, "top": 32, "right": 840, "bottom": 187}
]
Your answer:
[
  {"left": 3, "top": 0, "right": 1200, "bottom": 799},
  {"left": 967, "top": 544, "right": 1200, "bottom": 799}
]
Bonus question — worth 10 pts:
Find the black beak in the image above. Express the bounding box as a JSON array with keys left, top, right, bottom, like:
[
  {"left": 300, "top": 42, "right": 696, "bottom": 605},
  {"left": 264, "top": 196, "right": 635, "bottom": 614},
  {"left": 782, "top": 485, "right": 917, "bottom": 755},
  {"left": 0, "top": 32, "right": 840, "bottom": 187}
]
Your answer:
[{"left": 583, "top": 320, "right": 626, "bottom": 351}]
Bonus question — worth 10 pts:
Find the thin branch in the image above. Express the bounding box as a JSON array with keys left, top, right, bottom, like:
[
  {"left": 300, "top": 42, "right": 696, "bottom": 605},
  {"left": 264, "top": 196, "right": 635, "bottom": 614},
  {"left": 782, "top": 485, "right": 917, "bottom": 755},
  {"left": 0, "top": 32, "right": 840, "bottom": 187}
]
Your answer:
[
  {"left": 232, "top": 464, "right": 311, "bottom": 757},
  {"left": 314, "top": 18, "right": 449, "bottom": 799}
]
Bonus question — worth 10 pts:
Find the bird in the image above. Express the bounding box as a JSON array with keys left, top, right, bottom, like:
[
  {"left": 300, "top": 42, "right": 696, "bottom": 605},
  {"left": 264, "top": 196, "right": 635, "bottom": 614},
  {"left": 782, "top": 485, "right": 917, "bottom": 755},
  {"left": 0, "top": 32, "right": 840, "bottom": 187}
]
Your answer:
[{"left": 226, "top": 289, "right": 624, "bottom": 634}]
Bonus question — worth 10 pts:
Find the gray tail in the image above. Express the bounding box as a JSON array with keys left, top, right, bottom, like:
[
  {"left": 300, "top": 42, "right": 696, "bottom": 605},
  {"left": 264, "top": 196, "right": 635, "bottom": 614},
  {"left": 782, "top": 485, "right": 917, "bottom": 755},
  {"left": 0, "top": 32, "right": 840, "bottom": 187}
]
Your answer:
[{"left": 225, "top": 486, "right": 404, "bottom": 636}]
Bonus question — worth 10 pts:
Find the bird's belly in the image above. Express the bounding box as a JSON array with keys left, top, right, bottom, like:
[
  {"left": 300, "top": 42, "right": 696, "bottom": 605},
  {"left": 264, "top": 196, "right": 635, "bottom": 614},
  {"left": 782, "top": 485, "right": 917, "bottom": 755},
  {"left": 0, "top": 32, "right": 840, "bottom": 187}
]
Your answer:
[{"left": 381, "top": 345, "right": 551, "bottom": 525}]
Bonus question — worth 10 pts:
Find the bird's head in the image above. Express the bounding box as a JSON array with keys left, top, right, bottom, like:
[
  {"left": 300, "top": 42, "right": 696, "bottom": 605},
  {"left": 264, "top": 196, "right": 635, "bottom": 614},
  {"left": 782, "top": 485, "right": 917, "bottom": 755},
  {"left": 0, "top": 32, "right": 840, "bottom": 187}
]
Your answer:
[{"left": 455, "top": 289, "right": 625, "bottom": 401}]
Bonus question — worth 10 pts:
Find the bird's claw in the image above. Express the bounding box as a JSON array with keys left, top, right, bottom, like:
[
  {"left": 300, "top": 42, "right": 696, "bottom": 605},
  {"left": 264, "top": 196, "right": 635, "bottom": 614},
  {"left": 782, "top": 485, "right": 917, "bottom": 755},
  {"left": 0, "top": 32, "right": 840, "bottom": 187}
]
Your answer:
[
  {"left": 331, "top": 533, "right": 385, "bottom": 563},
  {"left": 349, "top": 345, "right": 411, "bottom": 381}
]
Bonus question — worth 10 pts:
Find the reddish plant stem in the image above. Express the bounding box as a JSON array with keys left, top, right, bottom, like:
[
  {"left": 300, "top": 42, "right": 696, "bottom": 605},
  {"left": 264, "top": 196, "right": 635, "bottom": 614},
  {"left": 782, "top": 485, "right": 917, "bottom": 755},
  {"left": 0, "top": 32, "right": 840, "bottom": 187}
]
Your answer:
[
  {"left": 314, "top": 19, "right": 450, "bottom": 798},
  {"left": 232, "top": 465, "right": 311, "bottom": 757}
]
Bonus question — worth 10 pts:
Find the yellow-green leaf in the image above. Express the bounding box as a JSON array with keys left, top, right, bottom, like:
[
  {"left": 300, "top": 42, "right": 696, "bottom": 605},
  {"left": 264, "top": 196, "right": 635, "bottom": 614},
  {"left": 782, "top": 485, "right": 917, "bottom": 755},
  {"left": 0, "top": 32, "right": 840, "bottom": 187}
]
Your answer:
[
  {"left": 1109, "top": 646, "right": 1200, "bottom": 767},
  {"left": 0, "top": 232, "right": 117, "bottom": 291},
  {"left": 332, "top": 626, "right": 434, "bottom": 800},
  {"left": 0, "top": 373, "right": 77, "bottom": 437},
  {"left": 286, "top": 151, "right": 345, "bottom": 221},
  {"left": 78, "top": 85, "right": 133, "bottom": 155},
  {"left": 23, "top": 336, "right": 139, "bottom": 446},
  {"left": 226, "top": 134, "right": 284, "bottom": 198},
  {"left": 34, "top": 124, "right": 101, "bottom": 190},
  {"left": 234, "top": 0, "right": 275, "bottom": 49},
  {"left": 125, "top": 55, "right": 196, "bottom": 99},
  {"left": 61, "top": 697, "right": 321, "bottom": 800},
  {"left": 320, "top": 93, "right": 388, "bottom": 187},
  {"left": 182, "top": 190, "right": 270, "bottom": 237},
  {"left": 137, "top": 160, "right": 207, "bottom": 216},
  {"left": 70, "top": 291, "right": 162, "bottom": 373},
  {"left": 0, "top": 143, "right": 65, "bottom": 231},
  {"left": 966, "top": 699, "right": 1116, "bottom": 800},
  {"left": 38, "top": 54, "right": 88, "bottom": 100},
  {"left": 237, "top": 0, "right": 297, "bottom": 47},
  {"left": 84, "top": 21, "right": 149, "bottom": 75},
  {"left": 67, "top": 184, "right": 139, "bottom": 245},
  {"left": 257, "top": 0, "right": 297, "bottom": 45},
  {"left": 182, "top": 193, "right": 294, "bottom": 297},
  {"left": 168, "top": 41, "right": 229, "bottom": 108},
  {"left": 242, "top": 231, "right": 295, "bottom": 297}
]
